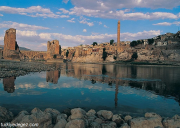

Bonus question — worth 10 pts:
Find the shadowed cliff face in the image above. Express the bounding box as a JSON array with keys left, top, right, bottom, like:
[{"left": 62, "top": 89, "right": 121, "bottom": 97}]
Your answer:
[{"left": 3, "top": 77, "right": 16, "bottom": 93}]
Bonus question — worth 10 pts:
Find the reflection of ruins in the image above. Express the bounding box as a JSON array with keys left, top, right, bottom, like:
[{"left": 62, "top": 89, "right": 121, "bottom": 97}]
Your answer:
[
  {"left": 3, "top": 77, "right": 16, "bottom": 93},
  {"left": 46, "top": 70, "right": 60, "bottom": 84},
  {"left": 61, "top": 63, "right": 180, "bottom": 106}
]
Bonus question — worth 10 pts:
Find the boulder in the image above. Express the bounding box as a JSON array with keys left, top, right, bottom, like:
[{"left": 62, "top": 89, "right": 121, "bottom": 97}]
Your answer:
[
  {"left": 70, "top": 108, "right": 86, "bottom": 120},
  {"left": 120, "top": 123, "right": 130, "bottom": 128},
  {"left": 97, "top": 110, "right": 113, "bottom": 120},
  {"left": 19, "top": 108, "right": 53, "bottom": 128},
  {"left": 65, "top": 119, "right": 85, "bottom": 128},
  {"left": 145, "top": 112, "right": 162, "bottom": 120},
  {"left": 44, "top": 108, "right": 60, "bottom": 124},
  {"left": 11, "top": 111, "right": 29, "bottom": 123},
  {"left": 101, "top": 122, "right": 116, "bottom": 128},
  {"left": 90, "top": 122, "right": 101, "bottom": 128},
  {"left": 94, "top": 118, "right": 103, "bottom": 124},
  {"left": 57, "top": 114, "right": 68, "bottom": 121},
  {"left": 162, "top": 115, "right": 180, "bottom": 128},
  {"left": 86, "top": 109, "right": 96, "bottom": 117},
  {"left": 130, "top": 117, "right": 163, "bottom": 128},
  {"left": 112, "top": 114, "right": 125, "bottom": 126},
  {"left": 54, "top": 119, "right": 67, "bottom": 128},
  {"left": 124, "top": 115, "right": 132, "bottom": 122},
  {"left": 0, "top": 106, "right": 13, "bottom": 123}
]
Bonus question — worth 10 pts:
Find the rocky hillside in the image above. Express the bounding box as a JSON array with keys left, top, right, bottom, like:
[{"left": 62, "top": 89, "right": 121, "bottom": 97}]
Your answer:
[{"left": 0, "top": 45, "right": 31, "bottom": 51}]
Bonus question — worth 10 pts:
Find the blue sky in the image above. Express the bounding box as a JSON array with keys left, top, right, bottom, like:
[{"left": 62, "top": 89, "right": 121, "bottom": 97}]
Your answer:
[{"left": 0, "top": 0, "right": 180, "bottom": 51}]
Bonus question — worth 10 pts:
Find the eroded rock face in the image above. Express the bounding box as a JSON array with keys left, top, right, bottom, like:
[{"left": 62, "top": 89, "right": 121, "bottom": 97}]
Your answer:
[
  {"left": 0, "top": 106, "right": 14, "bottom": 123},
  {"left": 162, "top": 115, "right": 180, "bottom": 128},
  {"left": 101, "top": 122, "right": 117, "bottom": 128}
]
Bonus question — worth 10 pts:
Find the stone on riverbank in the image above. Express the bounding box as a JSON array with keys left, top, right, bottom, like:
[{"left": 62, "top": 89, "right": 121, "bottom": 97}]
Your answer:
[
  {"left": 162, "top": 114, "right": 180, "bottom": 128},
  {"left": 97, "top": 110, "right": 113, "bottom": 120},
  {"left": 69, "top": 108, "right": 86, "bottom": 120},
  {"left": 65, "top": 119, "right": 85, "bottom": 128},
  {"left": 130, "top": 117, "right": 163, "bottom": 128},
  {"left": 0, "top": 106, "right": 14, "bottom": 123}
]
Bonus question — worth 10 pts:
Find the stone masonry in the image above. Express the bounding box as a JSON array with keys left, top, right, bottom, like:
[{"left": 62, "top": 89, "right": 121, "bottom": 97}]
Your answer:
[
  {"left": 3, "top": 28, "right": 20, "bottom": 59},
  {"left": 47, "top": 40, "right": 61, "bottom": 59},
  {"left": 117, "top": 20, "right": 120, "bottom": 45}
]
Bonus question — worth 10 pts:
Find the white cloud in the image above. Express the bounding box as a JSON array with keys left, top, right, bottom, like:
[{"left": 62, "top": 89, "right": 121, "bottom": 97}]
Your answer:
[
  {"left": 60, "top": 7, "right": 179, "bottom": 20},
  {"left": 0, "top": 30, "right": 160, "bottom": 51},
  {"left": 153, "top": 21, "right": 180, "bottom": 26},
  {"left": 0, "top": 36, "right": 3, "bottom": 41},
  {"left": 63, "top": 0, "right": 69, "bottom": 4},
  {"left": 83, "top": 29, "right": 87, "bottom": 32},
  {"left": 0, "top": 14, "right": 3, "bottom": 16},
  {"left": 79, "top": 16, "right": 94, "bottom": 26},
  {"left": 71, "top": 0, "right": 180, "bottom": 10},
  {"left": 59, "top": 8, "right": 69, "bottom": 14},
  {"left": 67, "top": 18, "right": 75, "bottom": 23},
  {"left": 104, "top": 25, "right": 108, "bottom": 28},
  {"left": 0, "top": 21, "right": 49, "bottom": 30},
  {"left": 99, "top": 22, "right": 102, "bottom": 25},
  {"left": 56, "top": 12, "right": 61, "bottom": 14},
  {"left": 0, "top": 6, "right": 69, "bottom": 18}
]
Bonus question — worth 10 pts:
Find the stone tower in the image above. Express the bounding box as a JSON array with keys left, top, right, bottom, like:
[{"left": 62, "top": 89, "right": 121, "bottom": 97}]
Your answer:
[
  {"left": 117, "top": 21, "right": 120, "bottom": 46},
  {"left": 3, "top": 28, "right": 20, "bottom": 59},
  {"left": 4, "top": 28, "right": 18, "bottom": 51}
]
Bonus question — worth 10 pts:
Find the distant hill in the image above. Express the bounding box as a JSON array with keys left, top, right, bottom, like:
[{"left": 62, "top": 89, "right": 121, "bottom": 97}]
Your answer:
[{"left": 0, "top": 45, "right": 31, "bottom": 51}]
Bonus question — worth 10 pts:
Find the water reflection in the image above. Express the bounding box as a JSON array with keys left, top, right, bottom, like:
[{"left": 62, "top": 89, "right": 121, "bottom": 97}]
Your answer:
[
  {"left": 61, "top": 63, "right": 180, "bottom": 105},
  {"left": 1, "top": 63, "right": 180, "bottom": 117},
  {"left": 3, "top": 77, "right": 16, "bottom": 93},
  {"left": 46, "top": 70, "right": 60, "bottom": 84}
]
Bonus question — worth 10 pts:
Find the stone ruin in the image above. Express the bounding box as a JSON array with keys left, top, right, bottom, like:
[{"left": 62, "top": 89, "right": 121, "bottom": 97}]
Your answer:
[
  {"left": 3, "top": 28, "right": 20, "bottom": 59},
  {"left": 47, "top": 40, "right": 61, "bottom": 59}
]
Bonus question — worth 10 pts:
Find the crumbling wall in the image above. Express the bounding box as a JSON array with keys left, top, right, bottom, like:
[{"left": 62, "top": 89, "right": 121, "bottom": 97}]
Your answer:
[
  {"left": 47, "top": 40, "right": 61, "bottom": 59},
  {"left": 3, "top": 28, "right": 20, "bottom": 59}
]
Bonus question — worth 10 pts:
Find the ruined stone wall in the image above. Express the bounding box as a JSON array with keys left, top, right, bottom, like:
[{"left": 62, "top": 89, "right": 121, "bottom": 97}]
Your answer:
[
  {"left": 4, "top": 28, "right": 18, "bottom": 51},
  {"left": 3, "top": 28, "right": 20, "bottom": 59},
  {"left": 47, "top": 40, "right": 61, "bottom": 59}
]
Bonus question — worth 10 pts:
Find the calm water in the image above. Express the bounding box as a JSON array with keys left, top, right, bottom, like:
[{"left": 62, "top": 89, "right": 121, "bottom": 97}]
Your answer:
[{"left": 0, "top": 63, "right": 180, "bottom": 117}]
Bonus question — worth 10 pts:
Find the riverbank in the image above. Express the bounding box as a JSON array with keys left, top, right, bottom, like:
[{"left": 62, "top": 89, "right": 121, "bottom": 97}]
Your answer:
[
  {"left": 0, "top": 106, "right": 179, "bottom": 128},
  {"left": 0, "top": 59, "right": 61, "bottom": 78}
]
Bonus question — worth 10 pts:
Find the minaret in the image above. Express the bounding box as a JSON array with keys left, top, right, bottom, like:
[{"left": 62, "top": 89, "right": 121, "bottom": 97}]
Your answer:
[{"left": 117, "top": 20, "right": 120, "bottom": 45}]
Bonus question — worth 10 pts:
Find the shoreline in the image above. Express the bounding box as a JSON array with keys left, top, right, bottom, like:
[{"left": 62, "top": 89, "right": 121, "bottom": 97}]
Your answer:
[{"left": 0, "top": 106, "right": 179, "bottom": 128}]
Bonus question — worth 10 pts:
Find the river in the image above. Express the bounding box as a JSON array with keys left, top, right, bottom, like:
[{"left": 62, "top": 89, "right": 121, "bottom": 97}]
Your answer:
[{"left": 0, "top": 63, "right": 180, "bottom": 117}]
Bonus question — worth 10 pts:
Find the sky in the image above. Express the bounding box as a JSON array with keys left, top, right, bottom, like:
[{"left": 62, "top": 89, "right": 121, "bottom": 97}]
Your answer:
[{"left": 0, "top": 0, "right": 180, "bottom": 51}]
